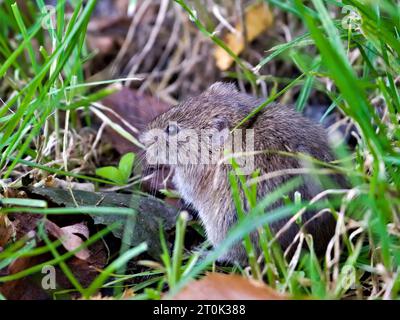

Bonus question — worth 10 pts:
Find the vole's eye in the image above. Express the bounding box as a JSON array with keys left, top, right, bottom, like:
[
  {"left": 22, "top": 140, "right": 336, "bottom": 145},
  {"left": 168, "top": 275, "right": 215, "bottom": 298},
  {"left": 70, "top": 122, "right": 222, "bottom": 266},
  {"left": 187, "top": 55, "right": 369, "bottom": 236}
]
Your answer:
[{"left": 165, "top": 123, "right": 179, "bottom": 136}]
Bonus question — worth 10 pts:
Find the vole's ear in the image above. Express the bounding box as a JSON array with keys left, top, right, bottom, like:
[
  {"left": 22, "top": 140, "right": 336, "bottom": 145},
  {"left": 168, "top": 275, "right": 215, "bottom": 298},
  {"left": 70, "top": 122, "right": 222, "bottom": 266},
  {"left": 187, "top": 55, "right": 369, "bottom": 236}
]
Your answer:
[{"left": 207, "top": 82, "right": 238, "bottom": 95}]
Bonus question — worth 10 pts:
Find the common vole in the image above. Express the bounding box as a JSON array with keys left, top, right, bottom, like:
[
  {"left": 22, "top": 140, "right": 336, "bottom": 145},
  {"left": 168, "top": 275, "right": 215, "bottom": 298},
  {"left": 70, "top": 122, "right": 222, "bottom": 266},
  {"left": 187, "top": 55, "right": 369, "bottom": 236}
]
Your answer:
[{"left": 141, "top": 82, "right": 343, "bottom": 264}]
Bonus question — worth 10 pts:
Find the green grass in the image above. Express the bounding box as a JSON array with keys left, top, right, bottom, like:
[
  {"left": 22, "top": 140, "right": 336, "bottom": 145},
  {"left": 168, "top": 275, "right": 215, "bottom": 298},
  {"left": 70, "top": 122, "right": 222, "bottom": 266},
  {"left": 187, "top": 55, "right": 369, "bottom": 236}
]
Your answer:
[{"left": 0, "top": 0, "right": 400, "bottom": 300}]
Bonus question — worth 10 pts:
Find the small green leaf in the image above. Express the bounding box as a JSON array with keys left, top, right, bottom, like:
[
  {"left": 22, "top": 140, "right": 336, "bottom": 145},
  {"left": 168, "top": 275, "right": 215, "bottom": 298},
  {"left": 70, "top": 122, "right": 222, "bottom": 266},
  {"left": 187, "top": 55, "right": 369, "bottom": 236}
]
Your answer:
[
  {"left": 118, "top": 152, "right": 135, "bottom": 183},
  {"left": 96, "top": 166, "right": 125, "bottom": 185}
]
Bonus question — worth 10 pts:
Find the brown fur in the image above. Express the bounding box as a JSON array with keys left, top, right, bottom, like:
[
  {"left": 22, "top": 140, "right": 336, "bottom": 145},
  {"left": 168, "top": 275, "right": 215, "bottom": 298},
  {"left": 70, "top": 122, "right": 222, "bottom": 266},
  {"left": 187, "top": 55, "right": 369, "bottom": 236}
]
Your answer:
[{"left": 141, "top": 82, "right": 343, "bottom": 264}]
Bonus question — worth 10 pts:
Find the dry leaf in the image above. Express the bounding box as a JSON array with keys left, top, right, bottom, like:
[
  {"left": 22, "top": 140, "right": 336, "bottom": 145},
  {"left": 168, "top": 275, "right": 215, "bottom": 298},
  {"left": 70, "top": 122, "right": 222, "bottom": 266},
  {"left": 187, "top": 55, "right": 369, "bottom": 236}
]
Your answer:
[
  {"left": 0, "top": 214, "right": 15, "bottom": 247},
  {"left": 171, "top": 273, "right": 287, "bottom": 300},
  {"left": 0, "top": 239, "right": 107, "bottom": 300},
  {"left": 45, "top": 220, "right": 90, "bottom": 260},
  {"left": 0, "top": 255, "right": 50, "bottom": 300},
  {"left": 8, "top": 212, "right": 42, "bottom": 240},
  {"left": 121, "top": 288, "right": 135, "bottom": 299},
  {"left": 214, "top": 3, "right": 273, "bottom": 70},
  {"left": 1, "top": 207, "right": 107, "bottom": 299}
]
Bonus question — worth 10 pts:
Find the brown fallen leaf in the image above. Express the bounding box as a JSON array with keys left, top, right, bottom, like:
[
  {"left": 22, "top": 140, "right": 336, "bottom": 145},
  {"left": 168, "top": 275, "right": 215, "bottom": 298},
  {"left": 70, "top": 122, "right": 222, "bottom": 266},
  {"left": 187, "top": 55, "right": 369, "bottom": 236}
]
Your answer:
[
  {"left": 8, "top": 212, "right": 42, "bottom": 240},
  {"left": 171, "top": 273, "right": 287, "bottom": 300},
  {"left": 0, "top": 213, "right": 14, "bottom": 247},
  {"left": 1, "top": 203, "right": 107, "bottom": 300},
  {"left": 45, "top": 220, "right": 90, "bottom": 260},
  {"left": 0, "top": 255, "right": 51, "bottom": 300},
  {"left": 55, "top": 239, "right": 108, "bottom": 293},
  {"left": 0, "top": 239, "right": 107, "bottom": 300},
  {"left": 214, "top": 3, "right": 274, "bottom": 71}
]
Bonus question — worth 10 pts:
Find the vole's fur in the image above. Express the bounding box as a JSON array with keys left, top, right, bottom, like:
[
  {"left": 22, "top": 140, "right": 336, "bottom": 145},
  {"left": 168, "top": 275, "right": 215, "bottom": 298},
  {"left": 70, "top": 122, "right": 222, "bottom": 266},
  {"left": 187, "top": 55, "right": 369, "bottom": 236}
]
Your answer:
[{"left": 141, "top": 82, "right": 343, "bottom": 264}]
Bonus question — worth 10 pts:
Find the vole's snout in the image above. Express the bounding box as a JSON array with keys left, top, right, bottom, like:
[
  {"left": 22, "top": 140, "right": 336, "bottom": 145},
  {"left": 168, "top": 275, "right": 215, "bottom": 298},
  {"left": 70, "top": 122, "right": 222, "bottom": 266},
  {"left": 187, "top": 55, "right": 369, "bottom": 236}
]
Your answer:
[
  {"left": 138, "top": 133, "right": 145, "bottom": 146},
  {"left": 139, "top": 131, "right": 153, "bottom": 149}
]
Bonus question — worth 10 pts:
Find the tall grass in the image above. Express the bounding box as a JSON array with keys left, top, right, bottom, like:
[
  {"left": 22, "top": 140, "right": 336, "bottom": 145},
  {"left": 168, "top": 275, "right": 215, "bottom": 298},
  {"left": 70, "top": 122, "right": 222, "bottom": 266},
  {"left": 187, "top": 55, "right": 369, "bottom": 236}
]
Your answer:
[{"left": 0, "top": 0, "right": 143, "bottom": 299}]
